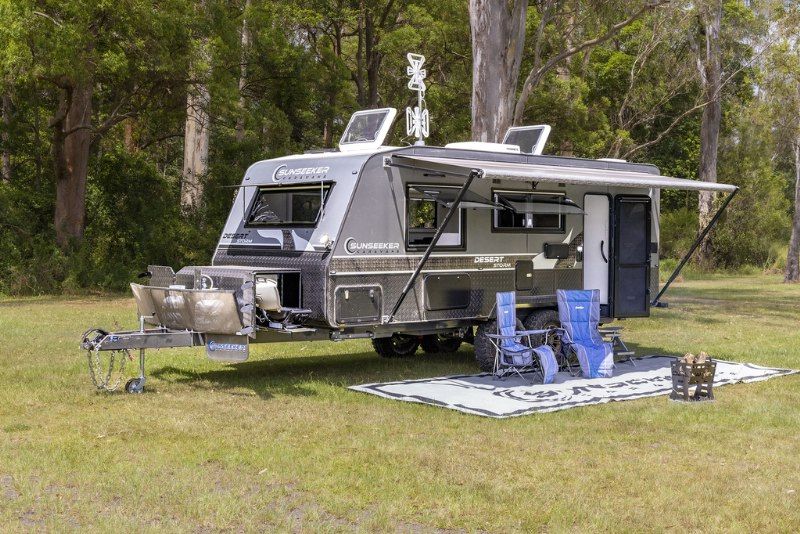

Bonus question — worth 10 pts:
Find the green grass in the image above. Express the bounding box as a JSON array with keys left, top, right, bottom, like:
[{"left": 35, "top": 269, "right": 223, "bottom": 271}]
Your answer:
[{"left": 1, "top": 275, "right": 799, "bottom": 532}]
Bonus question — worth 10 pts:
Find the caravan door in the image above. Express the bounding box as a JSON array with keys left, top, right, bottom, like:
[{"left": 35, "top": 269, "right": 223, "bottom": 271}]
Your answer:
[{"left": 583, "top": 194, "right": 610, "bottom": 306}]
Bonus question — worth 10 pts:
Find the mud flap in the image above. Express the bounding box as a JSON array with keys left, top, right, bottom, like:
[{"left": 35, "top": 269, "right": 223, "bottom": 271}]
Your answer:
[{"left": 205, "top": 334, "right": 250, "bottom": 363}]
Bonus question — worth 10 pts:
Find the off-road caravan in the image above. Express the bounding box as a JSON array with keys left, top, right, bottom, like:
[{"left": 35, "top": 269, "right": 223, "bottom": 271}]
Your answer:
[{"left": 82, "top": 106, "right": 737, "bottom": 393}]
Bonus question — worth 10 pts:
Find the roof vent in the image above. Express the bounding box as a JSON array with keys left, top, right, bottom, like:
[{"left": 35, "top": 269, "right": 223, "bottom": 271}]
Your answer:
[
  {"left": 502, "top": 125, "right": 551, "bottom": 155},
  {"left": 338, "top": 108, "right": 397, "bottom": 153}
]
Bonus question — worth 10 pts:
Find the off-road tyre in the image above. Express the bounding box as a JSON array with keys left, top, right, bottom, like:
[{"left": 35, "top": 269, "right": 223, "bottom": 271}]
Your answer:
[
  {"left": 372, "top": 334, "right": 420, "bottom": 358},
  {"left": 463, "top": 327, "right": 475, "bottom": 345},
  {"left": 474, "top": 321, "right": 497, "bottom": 372},
  {"left": 523, "top": 309, "right": 563, "bottom": 357},
  {"left": 421, "top": 335, "right": 463, "bottom": 354}
]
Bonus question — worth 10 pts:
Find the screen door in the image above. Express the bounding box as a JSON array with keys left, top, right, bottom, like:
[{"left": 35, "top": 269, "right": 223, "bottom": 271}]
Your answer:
[{"left": 613, "top": 196, "right": 651, "bottom": 317}]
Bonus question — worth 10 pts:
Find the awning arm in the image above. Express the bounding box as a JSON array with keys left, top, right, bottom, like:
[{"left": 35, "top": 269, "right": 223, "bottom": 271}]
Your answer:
[
  {"left": 651, "top": 188, "right": 738, "bottom": 307},
  {"left": 385, "top": 170, "right": 481, "bottom": 323}
]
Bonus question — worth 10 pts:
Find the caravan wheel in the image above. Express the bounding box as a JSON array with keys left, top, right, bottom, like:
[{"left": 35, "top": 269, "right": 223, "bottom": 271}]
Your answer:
[
  {"left": 372, "top": 334, "right": 420, "bottom": 358},
  {"left": 421, "top": 334, "right": 463, "bottom": 354},
  {"left": 523, "top": 309, "right": 562, "bottom": 356},
  {"left": 473, "top": 322, "right": 496, "bottom": 372}
]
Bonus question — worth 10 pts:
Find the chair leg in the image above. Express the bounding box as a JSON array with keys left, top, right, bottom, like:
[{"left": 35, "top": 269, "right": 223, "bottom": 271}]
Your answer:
[
  {"left": 511, "top": 367, "right": 532, "bottom": 384},
  {"left": 491, "top": 342, "right": 500, "bottom": 380},
  {"left": 613, "top": 335, "right": 635, "bottom": 366},
  {"left": 561, "top": 347, "right": 578, "bottom": 377},
  {"left": 532, "top": 360, "right": 544, "bottom": 384}
]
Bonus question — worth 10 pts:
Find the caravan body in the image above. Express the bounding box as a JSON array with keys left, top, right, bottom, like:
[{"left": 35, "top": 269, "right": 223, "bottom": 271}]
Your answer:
[
  {"left": 210, "top": 146, "right": 661, "bottom": 331},
  {"left": 88, "top": 108, "right": 736, "bottom": 380}
]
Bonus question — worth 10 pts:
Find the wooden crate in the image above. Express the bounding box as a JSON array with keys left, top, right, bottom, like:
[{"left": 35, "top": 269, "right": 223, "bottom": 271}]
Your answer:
[{"left": 670, "top": 360, "right": 717, "bottom": 401}]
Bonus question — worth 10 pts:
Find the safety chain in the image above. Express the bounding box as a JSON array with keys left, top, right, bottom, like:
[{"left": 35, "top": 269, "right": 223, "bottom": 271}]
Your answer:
[{"left": 82, "top": 328, "right": 130, "bottom": 392}]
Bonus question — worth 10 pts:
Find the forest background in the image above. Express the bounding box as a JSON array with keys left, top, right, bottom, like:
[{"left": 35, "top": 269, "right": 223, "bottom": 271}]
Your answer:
[{"left": 0, "top": 0, "right": 798, "bottom": 295}]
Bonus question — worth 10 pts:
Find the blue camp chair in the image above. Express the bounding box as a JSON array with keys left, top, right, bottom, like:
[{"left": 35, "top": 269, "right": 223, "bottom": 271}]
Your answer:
[
  {"left": 486, "top": 292, "right": 558, "bottom": 384},
  {"left": 556, "top": 289, "right": 614, "bottom": 378}
]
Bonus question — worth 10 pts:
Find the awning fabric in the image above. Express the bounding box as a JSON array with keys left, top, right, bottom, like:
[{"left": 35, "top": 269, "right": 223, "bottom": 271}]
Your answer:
[
  {"left": 390, "top": 154, "right": 738, "bottom": 193},
  {"left": 496, "top": 194, "right": 584, "bottom": 214}
]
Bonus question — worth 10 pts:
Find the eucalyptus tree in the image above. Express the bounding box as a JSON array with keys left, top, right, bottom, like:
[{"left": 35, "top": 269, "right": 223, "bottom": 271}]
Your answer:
[
  {"left": 763, "top": 10, "right": 800, "bottom": 281},
  {"left": 1, "top": 0, "right": 193, "bottom": 249},
  {"left": 693, "top": 0, "right": 723, "bottom": 264},
  {"left": 468, "top": 0, "right": 669, "bottom": 143}
]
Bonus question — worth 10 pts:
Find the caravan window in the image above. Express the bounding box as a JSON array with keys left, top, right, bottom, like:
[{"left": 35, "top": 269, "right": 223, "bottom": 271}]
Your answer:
[
  {"left": 492, "top": 191, "right": 578, "bottom": 232},
  {"left": 247, "top": 184, "right": 331, "bottom": 227},
  {"left": 406, "top": 185, "right": 464, "bottom": 249}
]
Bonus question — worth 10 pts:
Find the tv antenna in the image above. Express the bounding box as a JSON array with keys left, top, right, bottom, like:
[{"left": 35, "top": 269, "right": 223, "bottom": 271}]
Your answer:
[{"left": 405, "top": 53, "right": 429, "bottom": 145}]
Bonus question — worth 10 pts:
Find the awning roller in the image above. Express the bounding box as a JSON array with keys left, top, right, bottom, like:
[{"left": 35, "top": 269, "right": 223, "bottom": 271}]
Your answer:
[
  {"left": 409, "top": 185, "right": 503, "bottom": 209},
  {"left": 390, "top": 154, "right": 738, "bottom": 193}
]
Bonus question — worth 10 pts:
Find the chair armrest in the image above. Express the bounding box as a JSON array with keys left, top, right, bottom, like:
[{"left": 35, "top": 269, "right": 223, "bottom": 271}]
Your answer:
[
  {"left": 549, "top": 327, "right": 574, "bottom": 345},
  {"left": 515, "top": 329, "right": 550, "bottom": 336},
  {"left": 485, "top": 333, "right": 525, "bottom": 340},
  {"left": 599, "top": 327, "right": 622, "bottom": 338},
  {"left": 548, "top": 327, "right": 567, "bottom": 337}
]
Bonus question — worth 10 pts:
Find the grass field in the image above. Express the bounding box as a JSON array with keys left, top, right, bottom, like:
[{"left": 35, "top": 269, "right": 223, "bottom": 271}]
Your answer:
[{"left": 1, "top": 274, "right": 799, "bottom": 532}]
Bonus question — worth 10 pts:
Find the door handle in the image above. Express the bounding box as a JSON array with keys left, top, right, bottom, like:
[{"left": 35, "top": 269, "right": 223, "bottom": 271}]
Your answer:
[{"left": 600, "top": 240, "right": 608, "bottom": 263}]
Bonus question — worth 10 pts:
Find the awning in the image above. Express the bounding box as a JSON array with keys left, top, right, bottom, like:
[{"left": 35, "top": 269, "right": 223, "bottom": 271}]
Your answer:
[{"left": 390, "top": 154, "right": 738, "bottom": 193}]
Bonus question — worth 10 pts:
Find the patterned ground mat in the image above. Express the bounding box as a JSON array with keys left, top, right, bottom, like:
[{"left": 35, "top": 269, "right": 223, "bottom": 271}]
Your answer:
[{"left": 349, "top": 356, "right": 798, "bottom": 418}]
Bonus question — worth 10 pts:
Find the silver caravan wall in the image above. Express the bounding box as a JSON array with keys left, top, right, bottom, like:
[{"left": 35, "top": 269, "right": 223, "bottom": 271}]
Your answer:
[{"left": 214, "top": 151, "right": 376, "bottom": 256}]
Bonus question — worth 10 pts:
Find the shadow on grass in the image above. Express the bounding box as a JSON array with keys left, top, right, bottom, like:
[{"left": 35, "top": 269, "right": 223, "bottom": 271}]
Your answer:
[
  {"left": 148, "top": 340, "right": 686, "bottom": 400},
  {"left": 149, "top": 349, "right": 478, "bottom": 400}
]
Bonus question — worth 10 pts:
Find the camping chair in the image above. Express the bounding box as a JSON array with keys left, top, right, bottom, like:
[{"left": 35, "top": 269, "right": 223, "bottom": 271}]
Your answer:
[
  {"left": 555, "top": 289, "right": 614, "bottom": 378},
  {"left": 486, "top": 292, "right": 558, "bottom": 384}
]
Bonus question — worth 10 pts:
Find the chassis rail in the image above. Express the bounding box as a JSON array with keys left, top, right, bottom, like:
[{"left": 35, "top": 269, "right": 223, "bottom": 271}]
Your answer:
[{"left": 88, "top": 328, "right": 205, "bottom": 351}]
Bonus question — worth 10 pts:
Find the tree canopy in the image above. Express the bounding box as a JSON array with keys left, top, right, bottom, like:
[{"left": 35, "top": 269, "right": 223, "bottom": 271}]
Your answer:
[{"left": 0, "top": 0, "right": 798, "bottom": 294}]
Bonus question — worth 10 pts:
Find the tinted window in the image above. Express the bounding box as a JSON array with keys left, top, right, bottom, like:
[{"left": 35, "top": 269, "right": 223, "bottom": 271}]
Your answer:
[
  {"left": 407, "top": 186, "right": 463, "bottom": 248},
  {"left": 247, "top": 184, "right": 331, "bottom": 226},
  {"left": 493, "top": 192, "right": 564, "bottom": 231}
]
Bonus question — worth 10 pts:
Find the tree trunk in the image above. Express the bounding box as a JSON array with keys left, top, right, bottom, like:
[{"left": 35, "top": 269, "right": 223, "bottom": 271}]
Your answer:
[
  {"left": 1, "top": 93, "right": 11, "bottom": 182},
  {"left": 785, "top": 139, "right": 800, "bottom": 282},
  {"left": 469, "top": 0, "right": 527, "bottom": 142},
  {"left": 123, "top": 119, "right": 136, "bottom": 152},
  {"left": 365, "top": 11, "right": 380, "bottom": 108},
  {"left": 556, "top": 5, "right": 574, "bottom": 156},
  {"left": 182, "top": 83, "right": 210, "bottom": 209},
  {"left": 354, "top": 10, "right": 365, "bottom": 108},
  {"left": 696, "top": 0, "right": 722, "bottom": 266},
  {"left": 324, "top": 89, "right": 336, "bottom": 148},
  {"left": 53, "top": 81, "right": 93, "bottom": 249},
  {"left": 181, "top": 41, "right": 211, "bottom": 210},
  {"left": 235, "top": 0, "right": 251, "bottom": 142}
]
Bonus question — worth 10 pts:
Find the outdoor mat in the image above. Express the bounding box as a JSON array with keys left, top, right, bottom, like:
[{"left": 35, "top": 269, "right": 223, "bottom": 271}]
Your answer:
[{"left": 349, "top": 356, "right": 798, "bottom": 418}]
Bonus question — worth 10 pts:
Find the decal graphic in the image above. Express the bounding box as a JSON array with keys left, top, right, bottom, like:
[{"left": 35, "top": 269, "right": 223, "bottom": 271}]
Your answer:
[
  {"left": 474, "top": 256, "right": 511, "bottom": 268},
  {"left": 344, "top": 237, "right": 401, "bottom": 255},
  {"left": 207, "top": 341, "right": 247, "bottom": 352},
  {"left": 272, "top": 164, "right": 330, "bottom": 182}
]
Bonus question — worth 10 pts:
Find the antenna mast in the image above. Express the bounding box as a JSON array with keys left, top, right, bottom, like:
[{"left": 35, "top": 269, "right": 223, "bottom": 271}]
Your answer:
[{"left": 405, "top": 53, "right": 429, "bottom": 146}]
